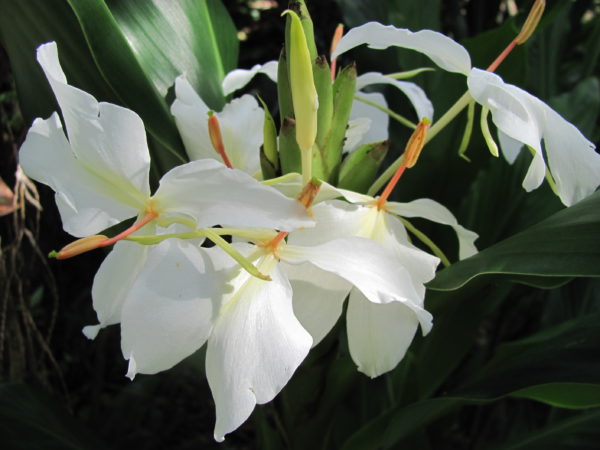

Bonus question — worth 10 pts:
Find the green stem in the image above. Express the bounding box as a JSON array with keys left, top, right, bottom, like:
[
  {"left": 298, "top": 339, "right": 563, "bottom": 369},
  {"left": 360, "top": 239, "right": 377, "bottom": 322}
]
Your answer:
[
  {"left": 260, "top": 172, "right": 302, "bottom": 186},
  {"left": 400, "top": 217, "right": 451, "bottom": 268},
  {"left": 368, "top": 91, "right": 473, "bottom": 196},
  {"left": 301, "top": 147, "right": 313, "bottom": 185},
  {"left": 354, "top": 95, "right": 417, "bottom": 129}
]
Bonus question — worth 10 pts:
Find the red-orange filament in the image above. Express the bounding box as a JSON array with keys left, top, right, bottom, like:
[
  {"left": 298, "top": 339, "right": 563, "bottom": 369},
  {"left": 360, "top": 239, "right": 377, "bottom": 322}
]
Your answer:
[{"left": 329, "top": 24, "right": 344, "bottom": 81}]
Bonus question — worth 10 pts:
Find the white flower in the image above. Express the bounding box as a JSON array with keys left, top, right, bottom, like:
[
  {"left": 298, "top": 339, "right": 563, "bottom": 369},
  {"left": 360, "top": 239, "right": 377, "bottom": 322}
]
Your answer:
[
  {"left": 118, "top": 225, "right": 436, "bottom": 439},
  {"left": 19, "top": 42, "right": 314, "bottom": 336},
  {"left": 284, "top": 186, "right": 477, "bottom": 377},
  {"left": 332, "top": 22, "right": 600, "bottom": 206},
  {"left": 171, "top": 75, "right": 264, "bottom": 176}
]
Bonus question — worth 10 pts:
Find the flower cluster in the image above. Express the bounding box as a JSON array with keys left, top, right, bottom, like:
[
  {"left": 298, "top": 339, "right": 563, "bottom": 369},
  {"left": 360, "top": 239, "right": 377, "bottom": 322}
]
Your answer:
[{"left": 18, "top": 0, "right": 599, "bottom": 442}]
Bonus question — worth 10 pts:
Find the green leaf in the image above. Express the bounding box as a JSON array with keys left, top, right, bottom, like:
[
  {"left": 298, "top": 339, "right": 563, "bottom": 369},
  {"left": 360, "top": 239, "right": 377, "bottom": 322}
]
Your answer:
[
  {"left": 0, "top": 382, "right": 109, "bottom": 450},
  {"left": 491, "top": 409, "right": 600, "bottom": 450},
  {"left": 105, "top": 0, "right": 238, "bottom": 110},
  {"left": 429, "top": 191, "right": 600, "bottom": 291},
  {"left": 342, "top": 313, "right": 600, "bottom": 449}
]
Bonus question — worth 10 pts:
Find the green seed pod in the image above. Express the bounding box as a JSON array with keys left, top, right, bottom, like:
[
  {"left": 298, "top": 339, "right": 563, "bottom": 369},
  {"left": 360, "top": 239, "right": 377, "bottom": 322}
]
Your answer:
[{"left": 257, "top": 96, "right": 279, "bottom": 175}]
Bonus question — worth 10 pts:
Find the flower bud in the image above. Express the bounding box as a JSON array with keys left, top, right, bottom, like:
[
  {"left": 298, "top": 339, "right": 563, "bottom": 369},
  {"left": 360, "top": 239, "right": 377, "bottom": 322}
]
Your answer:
[
  {"left": 282, "top": 9, "right": 318, "bottom": 154},
  {"left": 515, "top": 0, "right": 545, "bottom": 44}
]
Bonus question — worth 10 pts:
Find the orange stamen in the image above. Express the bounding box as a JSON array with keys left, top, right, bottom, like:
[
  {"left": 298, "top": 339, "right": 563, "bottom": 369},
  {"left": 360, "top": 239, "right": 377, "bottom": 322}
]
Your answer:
[
  {"left": 376, "top": 119, "right": 430, "bottom": 209},
  {"left": 487, "top": 0, "right": 545, "bottom": 72},
  {"left": 329, "top": 24, "right": 344, "bottom": 81},
  {"left": 208, "top": 112, "right": 233, "bottom": 169},
  {"left": 50, "top": 235, "right": 109, "bottom": 260}
]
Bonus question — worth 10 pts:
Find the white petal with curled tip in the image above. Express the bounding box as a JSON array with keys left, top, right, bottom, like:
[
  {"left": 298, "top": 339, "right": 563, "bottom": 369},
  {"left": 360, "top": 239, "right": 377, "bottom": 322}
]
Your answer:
[
  {"left": 153, "top": 159, "right": 313, "bottom": 230},
  {"left": 347, "top": 289, "right": 423, "bottom": 378},
  {"left": 19, "top": 114, "right": 140, "bottom": 237},
  {"left": 333, "top": 23, "right": 472, "bottom": 75},
  {"left": 121, "top": 241, "right": 234, "bottom": 377},
  {"left": 345, "top": 92, "right": 389, "bottom": 151},
  {"left": 206, "top": 256, "right": 312, "bottom": 442},
  {"left": 36, "top": 43, "right": 151, "bottom": 202},
  {"left": 279, "top": 237, "right": 423, "bottom": 311},
  {"left": 356, "top": 72, "right": 434, "bottom": 121},
  {"left": 282, "top": 262, "right": 351, "bottom": 346},
  {"left": 386, "top": 199, "right": 478, "bottom": 260},
  {"left": 468, "top": 68, "right": 600, "bottom": 205},
  {"left": 172, "top": 76, "right": 263, "bottom": 175},
  {"left": 222, "top": 61, "right": 279, "bottom": 95}
]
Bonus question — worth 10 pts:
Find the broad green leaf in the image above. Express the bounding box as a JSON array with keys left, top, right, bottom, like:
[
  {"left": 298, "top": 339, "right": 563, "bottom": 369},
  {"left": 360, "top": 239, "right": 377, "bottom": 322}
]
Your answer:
[
  {"left": 0, "top": 382, "right": 108, "bottom": 450},
  {"left": 512, "top": 383, "right": 600, "bottom": 410},
  {"left": 429, "top": 191, "right": 600, "bottom": 291},
  {"left": 549, "top": 77, "right": 600, "bottom": 138},
  {"left": 105, "top": 0, "right": 238, "bottom": 110}
]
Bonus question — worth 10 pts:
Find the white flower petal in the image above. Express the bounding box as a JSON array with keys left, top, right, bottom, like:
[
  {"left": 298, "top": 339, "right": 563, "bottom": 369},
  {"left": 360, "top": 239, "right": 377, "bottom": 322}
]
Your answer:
[
  {"left": 347, "top": 288, "right": 424, "bottom": 378},
  {"left": 121, "top": 241, "right": 234, "bottom": 376},
  {"left": 280, "top": 237, "right": 423, "bottom": 309},
  {"left": 36, "top": 42, "right": 151, "bottom": 201},
  {"left": 333, "top": 22, "right": 472, "bottom": 75},
  {"left": 87, "top": 239, "right": 150, "bottom": 333},
  {"left": 19, "top": 114, "right": 139, "bottom": 236},
  {"left": 386, "top": 198, "right": 478, "bottom": 259},
  {"left": 171, "top": 76, "right": 213, "bottom": 161},
  {"left": 468, "top": 68, "right": 600, "bottom": 206},
  {"left": 497, "top": 130, "right": 524, "bottom": 164},
  {"left": 283, "top": 262, "right": 351, "bottom": 346},
  {"left": 222, "top": 61, "right": 279, "bottom": 96},
  {"left": 172, "top": 77, "right": 263, "bottom": 175},
  {"left": 217, "top": 95, "right": 263, "bottom": 175},
  {"left": 344, "top": 117, "right": 373, "bottom": 152},
  {"left": 356, "top": 72, "right": 434, "bottom": 121},
  {"left": 346, "top": 92, "right": 389, "bottom": 151},
  {"left": 206, "top": 257, "right": 311, "bottom": 442},
  {"left": 153, "top": 159, "right": 314, "bottom": 230}
]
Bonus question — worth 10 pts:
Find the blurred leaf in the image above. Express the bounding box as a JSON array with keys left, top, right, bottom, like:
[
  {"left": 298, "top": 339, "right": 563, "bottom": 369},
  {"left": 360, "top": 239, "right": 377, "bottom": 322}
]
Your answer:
[
  {"left": 491, "top": 409, "right": 600, "bottom": 450},
  {"left": 342, "top": 313, "right": 600, "bottom": 449},
  {"left": 429, "top": 191, "right": 600, "bottom": 291},
  {"left": 549, "top": 77, "right": 600, "bottom": 138},
  {"left": 0, "top": 383, "right": 108, "bottom": 450}
]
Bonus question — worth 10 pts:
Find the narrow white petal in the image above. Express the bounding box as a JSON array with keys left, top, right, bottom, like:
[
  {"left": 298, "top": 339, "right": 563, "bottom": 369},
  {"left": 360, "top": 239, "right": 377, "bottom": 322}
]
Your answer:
[
  {"left": 346, "top": 92, "right": 389, "bottom": 151},
  {"left": 206, "top": 257, "right": 311, "bottom": 442},
  {"left": 171, "top": 75, "right": 213, "bottom": 162},
  {"left": 347, "top": 289, "right": 425, "bottom": 378},
  {"left": 19, "top": 114, "right": 138, "bottom": 236},
  {"left": 283, "top": 262, "right": 351, "bottom": 346},
  {"left": 280, "top": 237, "right": 422, "bottom": 308},
  {"left": 356, "top": 72, "right": 434, "bottom": 121},
  {"left": 333, "top": 23, "right": 472, "bottom": 75},
  {"left": 222, "top": 61, "right": 279, "bottom": 95},
  {"left": 121, "top": 241, "right": 234, "bottom": 376},
  {"left": 468, "top": 68, "right": 600, "bottom": 205},
  {"left": 154, "top": 159, "right": 313, "bottom": 230},
  {"left": 36, "top": 43, "right": 151, "bottom": 202},
  {"left": 386, "top": 199, "right": 478, "bottom": 259}
]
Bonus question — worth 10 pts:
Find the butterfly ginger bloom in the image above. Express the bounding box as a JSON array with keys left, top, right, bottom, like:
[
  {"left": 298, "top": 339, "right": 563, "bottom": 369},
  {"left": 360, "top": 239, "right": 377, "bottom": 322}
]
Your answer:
[{"left": 19, "top": 41, "right": 314, "bottom": 335}]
